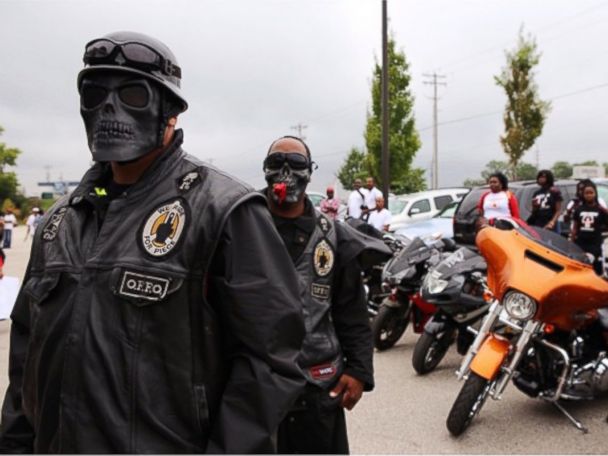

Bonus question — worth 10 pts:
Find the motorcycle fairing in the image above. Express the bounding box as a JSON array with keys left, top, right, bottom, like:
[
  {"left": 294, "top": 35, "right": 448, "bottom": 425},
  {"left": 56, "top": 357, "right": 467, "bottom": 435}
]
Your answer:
[{"left": 477, "top": 226, "right": 608, "bottom": 331}]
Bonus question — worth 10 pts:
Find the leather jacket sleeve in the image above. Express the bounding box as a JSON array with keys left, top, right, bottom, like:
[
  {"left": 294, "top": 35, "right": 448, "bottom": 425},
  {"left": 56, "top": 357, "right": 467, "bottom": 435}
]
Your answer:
[
  {"left": 206, "top": 199, "right": 306, "bottom": 454},
  {"left": 0, "top": 263, "right": 35, "bottom": 453}
]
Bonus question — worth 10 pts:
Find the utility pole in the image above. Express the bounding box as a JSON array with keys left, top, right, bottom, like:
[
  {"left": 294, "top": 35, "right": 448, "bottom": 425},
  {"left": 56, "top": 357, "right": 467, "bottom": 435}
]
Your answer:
[
  {"left": 381, "top": 0, "right": 390, "bottom": 207},
  {"left": 290, "top": 123, "right": 308, "bottom": 141},
  {"left": 423, "top": 72, "right": 446, "bottom": 189}
]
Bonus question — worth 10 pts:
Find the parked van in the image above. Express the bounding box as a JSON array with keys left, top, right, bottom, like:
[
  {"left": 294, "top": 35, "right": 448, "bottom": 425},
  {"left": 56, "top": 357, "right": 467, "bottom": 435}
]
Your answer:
[{"left": 389, "top": 187, "right": 469, "bottom": 232}]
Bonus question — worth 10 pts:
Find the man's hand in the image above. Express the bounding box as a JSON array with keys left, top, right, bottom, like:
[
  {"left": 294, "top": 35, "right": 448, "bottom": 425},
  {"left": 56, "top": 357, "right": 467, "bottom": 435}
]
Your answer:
[
  {"left": 545, "top": 220, "right": 555, "bottom": 230},
  {"left": 329, "top": 374, "right": 364, "bottom": 410}
]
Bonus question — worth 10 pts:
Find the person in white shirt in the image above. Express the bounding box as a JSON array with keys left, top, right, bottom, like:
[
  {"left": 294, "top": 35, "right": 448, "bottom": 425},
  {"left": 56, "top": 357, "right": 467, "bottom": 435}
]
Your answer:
[
  {"left": 364, "top": 177, "right": 383, "bottom": 212},
  {"left": 2, "top": 209, "right": 17, "bottom": 249},
  {"left": 477, "top": 172, "right": 520, "bottom": 222},
  {"left": 25, "top": 207, "right": 40, "bottom": 241},
  {"left": 347, "top": 179, "right": 369, "bottom": 220},
  {"left": 367, "top": 196, "right": 392, "bottom": 231}
]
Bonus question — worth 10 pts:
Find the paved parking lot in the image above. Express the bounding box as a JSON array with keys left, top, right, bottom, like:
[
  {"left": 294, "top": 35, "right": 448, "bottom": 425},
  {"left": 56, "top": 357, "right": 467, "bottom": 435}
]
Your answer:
[{"left": 1, "top": 226, "right": 607, "bottom": 453}]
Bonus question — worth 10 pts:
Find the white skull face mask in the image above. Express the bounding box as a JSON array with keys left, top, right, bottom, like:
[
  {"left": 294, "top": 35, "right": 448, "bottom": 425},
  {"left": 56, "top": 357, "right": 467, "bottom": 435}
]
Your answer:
[{"left": 264, "top": 152, "right": 311, "bottom": 205}]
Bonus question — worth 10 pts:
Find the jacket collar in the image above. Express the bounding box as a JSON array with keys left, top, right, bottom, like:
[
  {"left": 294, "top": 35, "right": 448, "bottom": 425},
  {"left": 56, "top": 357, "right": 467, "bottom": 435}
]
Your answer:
[{"left": 70, "top": 129, "right": 185, "bottom": 206}]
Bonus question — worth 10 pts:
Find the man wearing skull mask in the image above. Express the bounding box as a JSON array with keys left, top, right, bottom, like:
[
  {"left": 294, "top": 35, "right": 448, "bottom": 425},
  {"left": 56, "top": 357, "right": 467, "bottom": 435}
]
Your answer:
[
  {"left": 263, "top": 136, "right": 392, "bottom": 454},
  {"left": 0, "top": 32, "right": 306, "bottom": 454}
]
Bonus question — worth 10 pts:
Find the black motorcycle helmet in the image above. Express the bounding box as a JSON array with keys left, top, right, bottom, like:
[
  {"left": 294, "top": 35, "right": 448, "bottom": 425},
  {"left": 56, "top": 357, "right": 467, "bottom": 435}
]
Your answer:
[{"left": 77, "top": 31, "right": 188, "bottom": 113}]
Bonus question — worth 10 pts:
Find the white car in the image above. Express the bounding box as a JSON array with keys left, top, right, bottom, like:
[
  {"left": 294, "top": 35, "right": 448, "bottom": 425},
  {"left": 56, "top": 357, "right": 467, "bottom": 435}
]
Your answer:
[{"left": 389, "top": 187, "right": 469, "bottom": 232}]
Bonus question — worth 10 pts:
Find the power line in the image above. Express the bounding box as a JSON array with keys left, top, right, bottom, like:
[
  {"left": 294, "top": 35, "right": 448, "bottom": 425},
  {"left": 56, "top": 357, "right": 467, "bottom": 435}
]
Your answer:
[{"left": 418, "top": 79, "right": 608, "bottom": 132}]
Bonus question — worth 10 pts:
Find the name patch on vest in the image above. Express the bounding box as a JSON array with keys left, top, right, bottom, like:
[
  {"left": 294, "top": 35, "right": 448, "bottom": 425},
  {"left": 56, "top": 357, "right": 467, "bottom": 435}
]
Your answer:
[
  {"left": 309, "top": 362, "right": 338, "bottom": 381},
  {"left": 141, "top": 199, "right": 188, "bottom": 257},
  {"left": 42, "top": 207, "right": 68, "bottom": 241},
  {"left": 118, "top": 270, "right": 170, "bottom": 301},
  {"left": 311, "top": 283, "right": 331, "bottom": 300},
  {"left": 313, "top": 239, "right": 335, "bottom": 277}
]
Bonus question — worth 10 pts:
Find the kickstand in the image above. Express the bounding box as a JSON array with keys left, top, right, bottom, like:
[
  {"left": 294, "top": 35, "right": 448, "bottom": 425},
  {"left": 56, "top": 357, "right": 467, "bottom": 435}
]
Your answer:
[{"left": 552, "top": 401, "right": 588, "bottom": 434}]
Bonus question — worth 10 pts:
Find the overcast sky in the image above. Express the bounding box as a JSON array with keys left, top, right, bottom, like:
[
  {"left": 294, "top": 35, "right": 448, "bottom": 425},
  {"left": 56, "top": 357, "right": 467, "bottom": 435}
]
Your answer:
[{"left": 2, "top": 0, "right": 608, "bottom": 198}]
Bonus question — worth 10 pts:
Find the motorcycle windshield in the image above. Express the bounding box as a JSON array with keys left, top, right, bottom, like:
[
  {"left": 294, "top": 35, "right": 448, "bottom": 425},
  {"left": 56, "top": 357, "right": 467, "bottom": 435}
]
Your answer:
[
  {"left": 433, "top": 247, "right": 487, "bottom": 279},
  {"left": 384, "top": 237, "right": 432, "bottom": 275},
  {"left": 516, "top": 223, "right": 590, "bottom": 264}
]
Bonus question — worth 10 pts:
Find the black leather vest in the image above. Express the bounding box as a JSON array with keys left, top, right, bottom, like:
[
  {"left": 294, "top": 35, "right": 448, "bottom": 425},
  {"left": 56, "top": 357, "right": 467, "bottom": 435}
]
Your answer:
[{"left": 294, "top": 213, "right": 343, "bottom": 389}]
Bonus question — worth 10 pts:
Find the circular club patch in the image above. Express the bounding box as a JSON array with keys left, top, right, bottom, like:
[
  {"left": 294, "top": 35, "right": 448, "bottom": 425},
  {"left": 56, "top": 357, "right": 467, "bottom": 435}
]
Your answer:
[
  {"left": 313, "top": 239, "right": 335, "bottom": 277},
  {"left": 141, "top": 200, "right": 187, "bottom": 257}
]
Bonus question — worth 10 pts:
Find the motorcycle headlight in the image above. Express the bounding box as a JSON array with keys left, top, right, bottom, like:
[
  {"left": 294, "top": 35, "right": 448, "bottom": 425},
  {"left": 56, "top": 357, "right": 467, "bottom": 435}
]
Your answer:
[
  {"left": 503, "top": 291, "right": 537, "bottom": 321},
  {"left": 423, "top": 271, "right": 448, "bottom": 294}
]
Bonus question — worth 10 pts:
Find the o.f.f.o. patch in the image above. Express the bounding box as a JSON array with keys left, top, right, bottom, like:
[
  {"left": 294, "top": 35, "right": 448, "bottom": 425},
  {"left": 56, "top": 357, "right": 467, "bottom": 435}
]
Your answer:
[
  {"left": 141, "top": 200, "right": 187, "bottom": 257},
  {"left": 313, "top": 240, "right": 335, "bottom": 277}
]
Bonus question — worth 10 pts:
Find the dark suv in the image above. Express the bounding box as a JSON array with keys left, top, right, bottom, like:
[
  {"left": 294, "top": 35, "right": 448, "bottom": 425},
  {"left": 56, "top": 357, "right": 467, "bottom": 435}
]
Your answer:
[{"left": 453, "top": 180, "right": 608, "bottom": 245}]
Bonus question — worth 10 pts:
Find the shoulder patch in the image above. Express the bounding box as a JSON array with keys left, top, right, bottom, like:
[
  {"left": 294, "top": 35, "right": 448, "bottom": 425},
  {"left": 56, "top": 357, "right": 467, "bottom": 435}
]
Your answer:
[
  {"left": 313, "top": 239, "right": 335, "bottom": 277},
  {"left": 176, "top": 171, "right": 201, "bottom": 193},
  {"left": 318, "top": 214, "right": 331, "bottom": 234},
  {"left": 140, "top": 199, "right": 189, "bottom": 258},
  {"left": 42, "top": 207, "right": 68, "bottom": 241}
]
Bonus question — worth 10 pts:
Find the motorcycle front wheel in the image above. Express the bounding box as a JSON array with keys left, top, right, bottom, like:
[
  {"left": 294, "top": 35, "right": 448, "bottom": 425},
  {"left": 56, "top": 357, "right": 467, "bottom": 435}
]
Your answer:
[
  {"left": 372, "top": 303, "right": 410, "bottom": 351},
  {"left": 446, "top": 372, "right": 491, "bottom": 436},
  {"left": 412, "top": 328, "right": 456, "bottom": 375}
]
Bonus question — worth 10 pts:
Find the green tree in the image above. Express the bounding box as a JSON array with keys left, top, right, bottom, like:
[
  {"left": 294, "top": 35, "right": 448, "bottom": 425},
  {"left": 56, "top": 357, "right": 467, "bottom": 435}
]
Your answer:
[
  {"left": 480, "top": 160, "right": 509, "bottom": 180},
  {"left": 516, "top": 162, "right": 538, "bottom": 180},
  {"left": 338, "top": 35, "right": 425, "bottom": 195},
  {"left": 551, "top": 161, "right": 572, "bottom": 179},
  {"left": 463, "top": 178, "right": 485, "bottom": 187},
  {"left": 465, "top": 159, "right": 537, "bottom": 187},
  {"left": 336, "top": 147, "right": 370, "bottom": 189},
  {"left": 0, "top": 125, "right": 22, "bottom": 205},
  {"left": 495, "top": 29, "right": 550, "bottom": 180},
  {"left": 573, "top": 160, "right": 599, "bottom": 166}
]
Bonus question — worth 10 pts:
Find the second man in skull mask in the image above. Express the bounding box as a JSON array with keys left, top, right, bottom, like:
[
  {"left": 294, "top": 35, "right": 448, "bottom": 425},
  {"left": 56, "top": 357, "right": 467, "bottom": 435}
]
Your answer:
[{"left": 262, "top": 136, "right": 392, "bottom": 454}]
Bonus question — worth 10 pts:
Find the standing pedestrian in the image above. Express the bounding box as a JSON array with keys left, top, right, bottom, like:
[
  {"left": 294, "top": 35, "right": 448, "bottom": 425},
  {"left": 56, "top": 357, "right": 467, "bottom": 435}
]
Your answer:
[
  {"left": 564, "top": 179, "right": 607, "bottom": 227},
  {"left": 0, "top": 31, "right": 305, "bottom": 454},
  {"left": 527, "top": 170, "right": 563, "bottom": 232},
  {"left": 570, "top": 181, "right": 608, "bottom": 275},
  {"left": 320, "top": 186, "right": 340, "bottom": 220},
  {"left": 2, "top": 209, "right": 16, "bottom": 249},
  {"left": 262, "top": 136, "right": 391, "bottom": 454},
  {"left": 367, "top": 195, "right": 392, "bottom": 231},
  {"left": 477, "top": 172, "right": 520, "bottom": 223},
  {"left": 24, "top": 207, "right": 40, "bottom": 241},
  {"left": 347, "top": 179, "right": 369, "bottom": 220},
  {"left": 364, "top": 177, "right": 383, "bottom": 212}
]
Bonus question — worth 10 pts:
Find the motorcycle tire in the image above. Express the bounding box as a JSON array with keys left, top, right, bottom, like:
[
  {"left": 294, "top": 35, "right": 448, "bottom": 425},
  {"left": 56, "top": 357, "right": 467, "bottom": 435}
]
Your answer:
[
  {"left": 412, "top": 329, "right": 455, "bottom": 375},
  {"left": 372, "top": 304, "right": 410, "bottom": 351},
  {"left": 446, "top": 372, "right": 491, "bottom": 437}
]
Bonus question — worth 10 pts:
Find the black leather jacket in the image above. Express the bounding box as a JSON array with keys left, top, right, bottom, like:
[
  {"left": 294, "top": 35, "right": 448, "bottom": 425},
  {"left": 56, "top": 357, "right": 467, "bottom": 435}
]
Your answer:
[{"left": 0, "top": 131, "right": 305, "bottom": 454}]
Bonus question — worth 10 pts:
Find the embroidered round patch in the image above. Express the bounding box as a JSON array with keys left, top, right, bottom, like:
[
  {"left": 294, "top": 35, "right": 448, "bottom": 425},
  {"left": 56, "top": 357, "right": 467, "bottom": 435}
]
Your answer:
[
  {"left": 313, "top": 239, "right": 335, "bottom": 277},
  {"left": 141, "top": 200, "right": 187, "bottom": 257}
]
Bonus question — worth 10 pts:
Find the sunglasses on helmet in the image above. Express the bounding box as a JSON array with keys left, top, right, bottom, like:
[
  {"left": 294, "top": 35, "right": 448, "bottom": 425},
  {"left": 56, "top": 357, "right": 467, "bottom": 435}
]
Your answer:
[
  {"left": 83, "top": 38, "right": 182, "bottom": 79},
  {"left": 264, "top": 152, "right": 310, "bottom": 171}
]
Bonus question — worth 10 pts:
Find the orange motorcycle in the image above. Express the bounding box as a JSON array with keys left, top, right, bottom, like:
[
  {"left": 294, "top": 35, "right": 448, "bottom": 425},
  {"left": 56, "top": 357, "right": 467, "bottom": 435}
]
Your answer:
[{"left": 446, "top": 221, "right": 608, "bottom": 436}]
